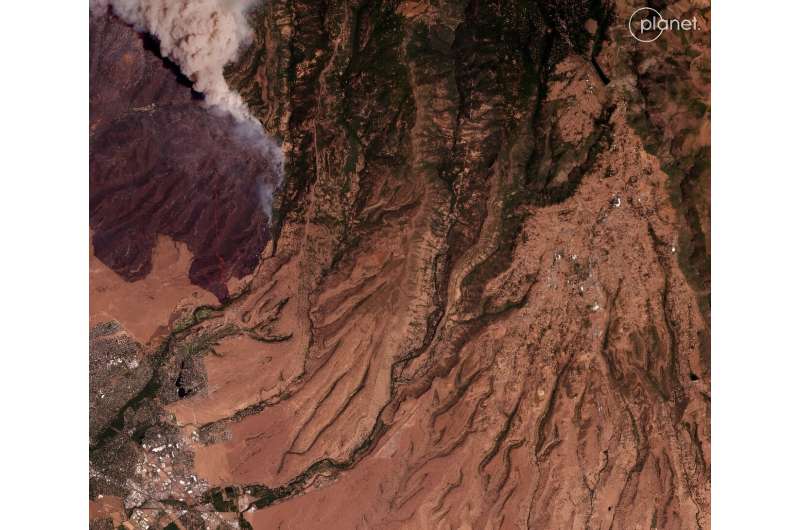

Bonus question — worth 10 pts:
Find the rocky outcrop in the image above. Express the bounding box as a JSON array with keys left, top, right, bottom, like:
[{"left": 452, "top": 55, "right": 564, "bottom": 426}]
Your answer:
[{"left": 89, "top": 1, "right": 710, "bottom": 529}]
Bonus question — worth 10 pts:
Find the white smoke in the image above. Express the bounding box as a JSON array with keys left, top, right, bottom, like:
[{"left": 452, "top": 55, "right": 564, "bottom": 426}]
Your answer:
[
  {"left": 231, "top": 116, "right": 284, "bottom": 222},
  {"left": 92, "top": 0, "right": 256, "bottom": 120},
  {"left": 91, "top": 0, "right": 284, "bottom": 216}
]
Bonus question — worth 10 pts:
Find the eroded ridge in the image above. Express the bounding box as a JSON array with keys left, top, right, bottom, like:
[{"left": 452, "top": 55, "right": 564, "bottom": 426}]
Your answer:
[{"left": 89, "top": 1, "right": 710, "bottom": 529}]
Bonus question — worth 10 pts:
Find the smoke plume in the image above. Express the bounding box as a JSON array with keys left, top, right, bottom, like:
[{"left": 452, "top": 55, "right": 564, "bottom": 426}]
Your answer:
[{"left": 91, "top": 0, "right": 283, "bottom": 217}]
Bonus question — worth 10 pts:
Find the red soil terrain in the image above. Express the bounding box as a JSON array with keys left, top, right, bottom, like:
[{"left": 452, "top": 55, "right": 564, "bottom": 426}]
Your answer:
[{"left": 90, "top": 1, "right": 710, "bottom": 529}]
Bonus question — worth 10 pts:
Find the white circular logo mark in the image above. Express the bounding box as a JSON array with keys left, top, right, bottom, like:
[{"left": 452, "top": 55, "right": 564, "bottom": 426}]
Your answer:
[{"left": 629, "top": 7, "right": 664, "bottom": 42}]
